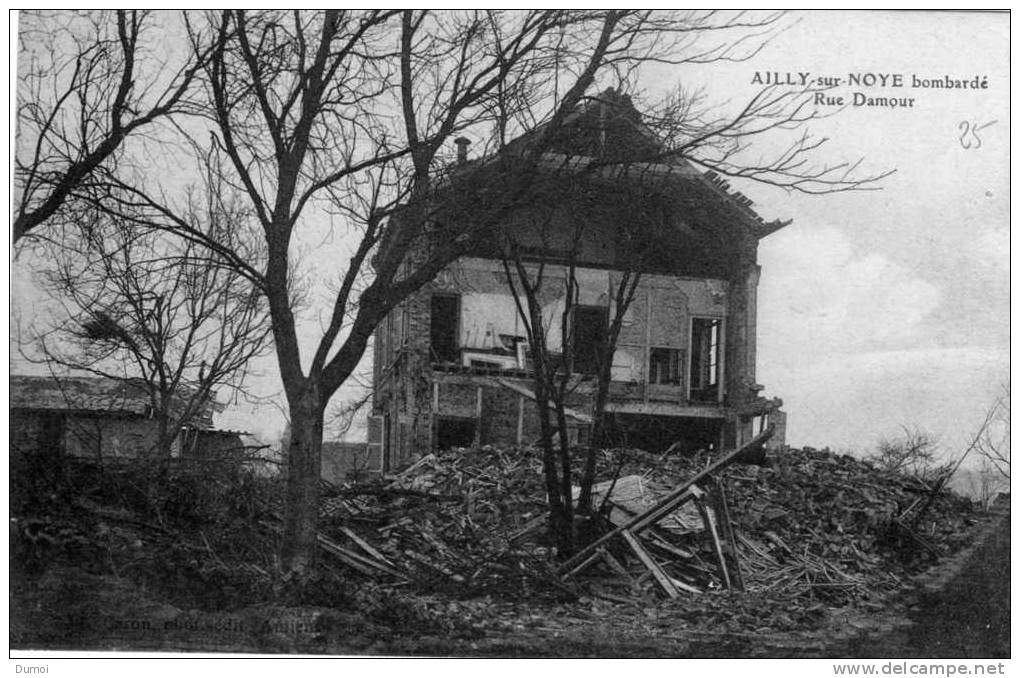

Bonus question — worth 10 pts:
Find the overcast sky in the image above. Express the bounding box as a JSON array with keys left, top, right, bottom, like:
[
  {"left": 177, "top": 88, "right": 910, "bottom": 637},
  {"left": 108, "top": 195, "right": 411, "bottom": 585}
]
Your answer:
[
  {"left": 714, "top": 11, "right": 1009, "bottom": 456},
  {"left": 10, "top": 10, "right": 1009, "bottom": 462}
]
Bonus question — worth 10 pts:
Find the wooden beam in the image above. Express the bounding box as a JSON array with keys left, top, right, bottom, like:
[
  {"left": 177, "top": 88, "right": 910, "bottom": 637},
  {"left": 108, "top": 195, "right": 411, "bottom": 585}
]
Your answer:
[
  {"left": 621, "top": 529, "right": 679, "bottom": 599},
  {"left": 694, "top": 496, "right": 731, "bottom": 590},
  {"left": 645, "top": 531, "right": 696, "bottom": 560},
  {"left": 317, "top": 533, "right": 405, "bottom": 579},
  {"left": 559, "top": 427, "right": 773, "bottom": 575},
  {"left": 668, "top": 575, "right": 703, "bottom": 595},
  {"left": 565, "top": 547, "right": 605, "bottom": 578},
  {"left": 599, "top": 547, "right": 638, "bottom": 592},
  {"left": 336, "top": 524, "right": 396, "bottom": 568},
  {"left": 713, "top": 478, "right": 744, "bottom": 591}
]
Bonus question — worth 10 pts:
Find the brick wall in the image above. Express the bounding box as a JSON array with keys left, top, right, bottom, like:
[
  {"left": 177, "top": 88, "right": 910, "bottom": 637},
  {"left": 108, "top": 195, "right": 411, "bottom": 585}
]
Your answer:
[{"left": 436, "top": 381, "right": 478, "bottom": 418}]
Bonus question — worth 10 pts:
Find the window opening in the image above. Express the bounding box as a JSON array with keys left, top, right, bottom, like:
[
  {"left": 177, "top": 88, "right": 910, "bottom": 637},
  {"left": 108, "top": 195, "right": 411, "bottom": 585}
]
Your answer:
[
  {"left": 572, "top": 305, "right": 608, "bottom": 374},
  {"left": 649, "top": 347, "right": 682, "bottom": 385},
  {"left": 690, "top": 318, "right": 721, "bottom": 402},
  {"left": 430, "top": 294, "right": 460, "bottom": 362}
]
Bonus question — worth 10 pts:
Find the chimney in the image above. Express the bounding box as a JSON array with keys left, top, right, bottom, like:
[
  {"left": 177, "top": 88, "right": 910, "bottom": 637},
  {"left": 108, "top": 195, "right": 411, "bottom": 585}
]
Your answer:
[{"left": 454, "top": 136, "right": 470, "bottom": 165}]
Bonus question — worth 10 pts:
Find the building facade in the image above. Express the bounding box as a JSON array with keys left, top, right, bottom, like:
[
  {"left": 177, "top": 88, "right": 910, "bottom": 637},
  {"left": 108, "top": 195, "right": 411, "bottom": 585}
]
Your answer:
[{"left": 371, "top": 91, "right": 787, "bottom": 470}]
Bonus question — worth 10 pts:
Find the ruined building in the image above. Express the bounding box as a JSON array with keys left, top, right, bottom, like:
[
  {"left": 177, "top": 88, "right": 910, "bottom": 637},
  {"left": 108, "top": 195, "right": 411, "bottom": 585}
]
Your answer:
[
  {"left": 371, "top": 90, "right": 787, "bottom": 470},
  {"left": 9, "top": 374, "right": 225, "bottom": 460}
]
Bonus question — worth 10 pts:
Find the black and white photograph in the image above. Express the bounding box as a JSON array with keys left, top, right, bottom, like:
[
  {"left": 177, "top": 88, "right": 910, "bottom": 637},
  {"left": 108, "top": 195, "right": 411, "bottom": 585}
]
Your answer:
[{"left": 8, "top": 8, "right": 1010, "bottom": 667}]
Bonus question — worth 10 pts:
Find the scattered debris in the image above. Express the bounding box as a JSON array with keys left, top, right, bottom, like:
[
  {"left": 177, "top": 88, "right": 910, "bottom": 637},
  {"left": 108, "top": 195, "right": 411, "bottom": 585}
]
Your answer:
[
  {"left": 314, "top": 430, "right": 978, "bottom": 609},
  {"left": 587, "top": 442, "right": 979, "bottom": 604},
  {"left": 318, "top": 446, "right": 568, "bottom": 599},
  {"left": 13, "top": 429, "right": 979, "bottom": 624},
  {"left": 561, "top": 429, "right": 773, "bottom": 599}
]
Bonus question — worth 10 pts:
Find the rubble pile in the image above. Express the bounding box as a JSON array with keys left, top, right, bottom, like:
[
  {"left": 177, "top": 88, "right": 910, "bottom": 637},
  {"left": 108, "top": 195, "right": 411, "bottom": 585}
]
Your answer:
[
  {"left": 603, "top": 445, "right": 978, "bottom": 602},
  {"left": 318, "top": 447, "right": 569, "bottom": 599},
  {"left": 319, "top": 439, "right": 977, "bottom": 607},
  {"left": 11, "top": 439, "right": 983, "bottom": 635}
]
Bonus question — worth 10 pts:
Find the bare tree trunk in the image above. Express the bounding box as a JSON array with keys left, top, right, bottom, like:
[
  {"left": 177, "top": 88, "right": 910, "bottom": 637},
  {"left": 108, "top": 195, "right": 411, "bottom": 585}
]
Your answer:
[
  {"left": 154, "top": 411, "right": 174, "bottom": 480},
  {"left": 527, "top": 345, "right": 567, "bottom": 554},
  {"left": 281, "top": 389, "right": 324, "bottom": 572},
  {"left": 156, "top": 414, "right": 171, "bottom": 457},
  {"left": 554, "top": 398, "right": 575, "bottom": 554},
  {"left": 578, "top": 362, "right": 612, "bottom": 513}
]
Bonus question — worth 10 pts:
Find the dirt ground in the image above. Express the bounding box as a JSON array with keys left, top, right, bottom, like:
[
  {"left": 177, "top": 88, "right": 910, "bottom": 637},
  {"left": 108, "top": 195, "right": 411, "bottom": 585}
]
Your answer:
[{"left": 11, "top": 508, "right": 1008, "bottom": 658}]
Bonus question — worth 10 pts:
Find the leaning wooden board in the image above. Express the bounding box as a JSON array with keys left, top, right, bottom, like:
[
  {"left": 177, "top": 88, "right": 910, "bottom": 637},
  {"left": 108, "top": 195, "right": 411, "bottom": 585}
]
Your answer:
[{"left": 559, "top": 426, "right": 774, "bottom": 576}]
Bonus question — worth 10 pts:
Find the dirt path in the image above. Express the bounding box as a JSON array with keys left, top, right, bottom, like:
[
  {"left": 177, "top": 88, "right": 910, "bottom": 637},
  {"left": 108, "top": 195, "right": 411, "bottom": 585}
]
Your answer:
[{"left": 843, "top": 509, "right": 1010, "bottom": 658}]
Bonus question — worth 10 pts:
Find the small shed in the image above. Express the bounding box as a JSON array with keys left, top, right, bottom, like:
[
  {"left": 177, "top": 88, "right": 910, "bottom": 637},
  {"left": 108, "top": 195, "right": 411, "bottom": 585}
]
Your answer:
[{"left": 9, "top": 374, "right": 221, "bottom": 462}]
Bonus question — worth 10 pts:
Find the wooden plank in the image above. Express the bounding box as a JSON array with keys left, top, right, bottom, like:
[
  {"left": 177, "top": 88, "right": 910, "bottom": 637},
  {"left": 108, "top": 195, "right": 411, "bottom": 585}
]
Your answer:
[
  {"left": 621, "top": 529, "right": 679, "bottom": 599},
  {"left": 563, "top": 488, "right": 695, "bottom": 579},
  {"left": 337, "top": 524, "right": 395, "bottom": 567},
  {"left": 317, "top": 533, "right": 405, "bottom": 579},
  {"left": 668, "top": 575, "right": 703, "bottom": 595},
  {"left": 565, "top": 547, "right": 605, "bottom": 578},
  {"left": 645, "top": 533, "right": 696, "bottom": 560},
  {"left": 494, "top": 378, "right": 592, "bottom": 423},
  {"left": 388, "top": 453, "right": 436, "bottom": 485},
  {"left": 559, "top": 427, "right": 773, "bottom": 575},
  {"left": 713, "top": 479, "right": 744, "bottom": 591},
  {"left": 694, "top": 496, "right": 731, "bottom": 590},
  {"left": 599, "top": 547, "right": 638, "bottom": 591},
  {"left": 670, "top": 563, "right": 710, "bottom": 588}
]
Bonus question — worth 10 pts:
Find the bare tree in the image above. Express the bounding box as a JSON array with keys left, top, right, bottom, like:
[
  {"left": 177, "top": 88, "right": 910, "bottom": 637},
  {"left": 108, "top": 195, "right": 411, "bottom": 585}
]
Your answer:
[
  {"left": 13, "top": 10, "right": 210, "bottom": 243},
  {"left": 23, "top": 188, "right": 271, "bottom": 459},
  {"left": 965, "top": 456, "right": 1002, "bottom": 511},
  {"left": 497, "top": 175, "right": 648, "bottom": 553},
  {"left": 905, "top": 390, "right": 1007, "bottom": 525},
  {"left": 975, "top": 383, "right": 1010, "bottom": 481},
  {"left": 870, "top": 426, "right": 946, "bottom": 481},
  {"left": 495, "top": 74, "right": 891, "bottom": 551},
  {"left": 21, "top": 10, "right": 892, "bottom": 571}
]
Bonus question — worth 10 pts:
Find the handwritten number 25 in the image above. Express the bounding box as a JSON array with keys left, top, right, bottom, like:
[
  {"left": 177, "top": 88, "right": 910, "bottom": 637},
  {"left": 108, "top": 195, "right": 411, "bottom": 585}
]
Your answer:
[{"left": 959, "top": 120, "right": 996, "bottom": 150}]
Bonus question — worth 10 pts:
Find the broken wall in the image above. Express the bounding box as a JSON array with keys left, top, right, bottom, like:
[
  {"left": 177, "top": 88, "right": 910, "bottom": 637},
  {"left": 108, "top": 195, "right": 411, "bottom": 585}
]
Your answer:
[
  {"left": 433, "top": 258, "right": 729, "bottom": 375},
  {"left": 611, "top": 273, "right": 729, "bottom": 386},
  {"left": 429, "top": 374, "right": 591, "bottom": 449},
  {"left": 370, "top": 188, "right": 773, "bottom": 463}
]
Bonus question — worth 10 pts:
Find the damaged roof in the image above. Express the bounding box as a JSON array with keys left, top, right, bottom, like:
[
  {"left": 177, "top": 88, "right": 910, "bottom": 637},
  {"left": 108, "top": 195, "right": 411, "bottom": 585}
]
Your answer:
[
  {"left": 9, "top": 374, "right": 222, "bottom": 425},
  {"left": 456, "top": 88, "right": 790, "bottom": 240}
]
